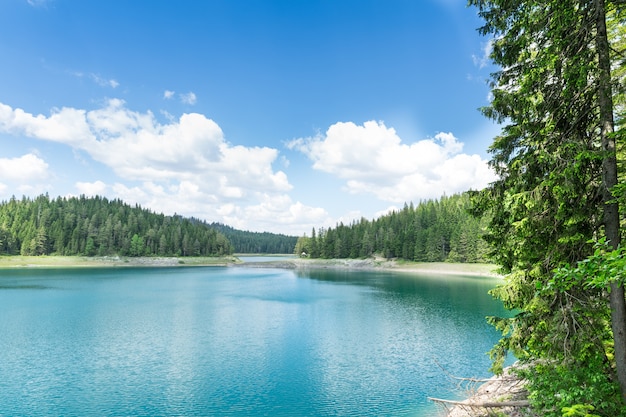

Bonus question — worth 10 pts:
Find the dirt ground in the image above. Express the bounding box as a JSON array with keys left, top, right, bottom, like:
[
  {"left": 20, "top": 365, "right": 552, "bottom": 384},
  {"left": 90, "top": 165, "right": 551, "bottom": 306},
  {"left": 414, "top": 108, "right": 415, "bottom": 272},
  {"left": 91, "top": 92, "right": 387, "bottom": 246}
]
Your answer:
[{"left": 433, "top": 366, "right": 530, "bottom": 417}]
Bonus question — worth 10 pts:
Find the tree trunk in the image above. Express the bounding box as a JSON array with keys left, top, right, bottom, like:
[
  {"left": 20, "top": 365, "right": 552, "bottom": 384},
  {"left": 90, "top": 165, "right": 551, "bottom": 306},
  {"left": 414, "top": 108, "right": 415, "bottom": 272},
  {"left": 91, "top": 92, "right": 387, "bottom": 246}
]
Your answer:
[{"left": 595, "top": 0, "right": 626, "bottom": 401}]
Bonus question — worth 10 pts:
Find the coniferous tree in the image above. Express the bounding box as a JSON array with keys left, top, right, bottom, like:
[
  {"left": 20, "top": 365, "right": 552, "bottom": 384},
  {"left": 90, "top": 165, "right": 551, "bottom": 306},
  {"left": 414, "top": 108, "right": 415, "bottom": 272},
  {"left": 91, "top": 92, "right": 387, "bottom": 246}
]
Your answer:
[
  {"left": 208, "top": 222, "right": 297, "bottom": 253},
  {"left": 0, "top": 195, "right": 233, "bottom": 257},
  {"left": 470, "top": 0, "right": 626, "bottom": 412},
  {"left": 306, "top": 193, "right": 489, "bottom": 262}
]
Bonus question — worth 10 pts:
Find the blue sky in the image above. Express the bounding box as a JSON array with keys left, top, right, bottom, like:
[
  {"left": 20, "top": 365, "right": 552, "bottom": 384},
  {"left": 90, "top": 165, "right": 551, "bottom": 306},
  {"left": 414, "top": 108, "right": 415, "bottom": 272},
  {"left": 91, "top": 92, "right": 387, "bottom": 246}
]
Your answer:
[{"left": 0, "top": 0, "right": 498, "bottom": 235}]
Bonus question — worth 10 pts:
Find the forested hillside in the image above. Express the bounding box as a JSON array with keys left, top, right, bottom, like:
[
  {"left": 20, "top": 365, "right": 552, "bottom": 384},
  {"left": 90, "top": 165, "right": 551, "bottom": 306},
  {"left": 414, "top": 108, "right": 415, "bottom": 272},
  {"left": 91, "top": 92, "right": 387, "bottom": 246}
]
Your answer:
[
  {"left": 295, "top": 193, "right": 489, "bottom": 262},
  {"left": 466, "top": 1, "right": 626, "bottom": 415},
  {"left": 209, "top": 223, "right": 297, "bottom": 254},
  {"left": 0, "top": 194, "right": 233, "bottom": 257},
  {"left": 0, "top": 193, "right": 484, "bottom": 259}
]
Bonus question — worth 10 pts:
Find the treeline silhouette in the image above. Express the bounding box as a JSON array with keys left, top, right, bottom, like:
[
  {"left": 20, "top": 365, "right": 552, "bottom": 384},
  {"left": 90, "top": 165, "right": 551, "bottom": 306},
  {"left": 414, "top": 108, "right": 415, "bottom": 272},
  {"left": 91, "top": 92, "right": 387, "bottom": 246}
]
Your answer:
[
  {"left": 209, "top": 223, "right": 298, "bottom": 254},
  {"left": 0, "top": 193, "right": 488, "bottom": 260},
  {"left": 296, "top": 193, "right": 489, "bottom": 262},
  {"left": 0, "top": 194, "right": 233, "bottom": 257}
]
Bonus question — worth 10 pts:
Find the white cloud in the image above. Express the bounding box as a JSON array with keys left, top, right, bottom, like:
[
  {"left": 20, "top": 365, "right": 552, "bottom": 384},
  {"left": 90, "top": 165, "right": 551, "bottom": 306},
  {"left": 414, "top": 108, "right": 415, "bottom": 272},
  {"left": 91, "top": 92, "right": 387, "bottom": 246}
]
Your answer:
[
  {"left": 375, "top": 206, "right": 400, "bottom": 218},
  {"left": 0, "top": 99, "right": 291, "bottom": 195},
  {"left": 70, "top": 71, "right": 119, "bottom": 88},
  {"left": 75, "top": 180, "right": 107, "bottom": 196},
  {"left": 90, "top": 74, "right": 119, "bottom": 88},
  {"left": 228, "top": 194, "right": 332, "bottom": 234},
  {"left": 0, "top": 99, "right": 325, "bottom": 234},
  {"left": 0, "top": 153, "right": 52, "bottom": 198},
  {"left": 180, "top": 92, "right": 197, "bottom": 105},
  {"left": 288, "top": 120, "right": 496, "bottom": 203},
  {"left": 0, "top": 153, "right": 50, "bottom": 182},
  {"left": 105, "top": 181, "right": 327, "bottom": 235},
  {"left": 27, "top": 0, "right": 50, "bottom": 7},
  {"left": 472, "top": 39, "right": 493, "bottom": 69},
  {"left": 0, "top": 103, "right": 91, "bottom": 145},
  {"left": 164, "top": 90, "right": 197, "bottom": 104}
]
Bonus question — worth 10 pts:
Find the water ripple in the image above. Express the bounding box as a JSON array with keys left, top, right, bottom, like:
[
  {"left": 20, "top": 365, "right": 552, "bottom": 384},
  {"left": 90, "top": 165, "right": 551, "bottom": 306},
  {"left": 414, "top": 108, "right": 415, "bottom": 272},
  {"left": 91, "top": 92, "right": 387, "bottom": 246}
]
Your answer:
[{"left": 0, "top": 266, "right": 506, "bottom": 416}]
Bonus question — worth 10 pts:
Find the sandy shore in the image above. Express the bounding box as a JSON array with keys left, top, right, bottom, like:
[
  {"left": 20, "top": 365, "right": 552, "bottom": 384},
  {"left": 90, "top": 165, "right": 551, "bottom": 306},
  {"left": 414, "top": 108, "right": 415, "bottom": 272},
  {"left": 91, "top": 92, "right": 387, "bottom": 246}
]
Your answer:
[
  {"left": 434, "top": 366, "right": 529, "bottom": 417},
  {"left": 0, "top": 255, "right": 499, "bottom": 277},
  {"left": 242, "top": 257, "right": 500, "bottom": 277}
]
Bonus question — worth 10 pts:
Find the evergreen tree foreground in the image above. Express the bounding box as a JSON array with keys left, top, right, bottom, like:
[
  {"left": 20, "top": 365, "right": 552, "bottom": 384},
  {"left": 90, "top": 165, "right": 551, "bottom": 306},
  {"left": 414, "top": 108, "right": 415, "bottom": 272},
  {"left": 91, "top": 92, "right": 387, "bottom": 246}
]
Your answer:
[{"left": 470, "top": 0, "right": 626, "bottom": 415}]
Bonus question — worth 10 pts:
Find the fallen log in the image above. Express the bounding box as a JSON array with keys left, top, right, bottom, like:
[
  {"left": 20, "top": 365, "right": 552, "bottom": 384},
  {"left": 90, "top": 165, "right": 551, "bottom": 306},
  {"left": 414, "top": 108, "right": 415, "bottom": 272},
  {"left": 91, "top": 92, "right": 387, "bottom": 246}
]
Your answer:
[{"left": 428, "top": 397, "right": 530, "bottom": 408}]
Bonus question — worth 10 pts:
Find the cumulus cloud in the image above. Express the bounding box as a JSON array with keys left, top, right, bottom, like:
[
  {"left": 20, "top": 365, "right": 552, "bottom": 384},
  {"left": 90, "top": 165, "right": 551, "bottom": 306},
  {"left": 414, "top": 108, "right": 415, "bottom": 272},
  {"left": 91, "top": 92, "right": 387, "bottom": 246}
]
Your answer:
[
  {"left": 102, "top": 180, "right": 329, "bottom": 235},
  {"left": 0, "top": 99, "right": 326, "bottom": 234},
  {"left": 0, "top": 103, "right": 91, "bottom": 145},
  {"left": 163, "top": 90, "right": 175, "bottom": 100},
  {"left": 0, "top": 153, "right": 50, "bottom": 182},
  {"left": 221, "top": 193, "right": 332, "bottom": 234},
  {"left": 0, "top": 99, "right": 291, "bottom": 195},
  {"left": 0, "top": 153, "right": 51, "bottom": 197},
  {"left": 287, "top": 120, "right": 495, "bottom": 202},
  {"left": 75, "top": 180, "right": 107, "bottom": 196}
]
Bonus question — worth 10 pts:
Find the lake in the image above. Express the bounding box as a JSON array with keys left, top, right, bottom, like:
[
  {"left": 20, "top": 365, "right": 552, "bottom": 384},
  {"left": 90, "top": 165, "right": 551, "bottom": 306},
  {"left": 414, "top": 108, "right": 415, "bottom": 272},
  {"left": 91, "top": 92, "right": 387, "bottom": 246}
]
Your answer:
[{"left": 0, "top": 264, "right": 507, "bottom": 416}]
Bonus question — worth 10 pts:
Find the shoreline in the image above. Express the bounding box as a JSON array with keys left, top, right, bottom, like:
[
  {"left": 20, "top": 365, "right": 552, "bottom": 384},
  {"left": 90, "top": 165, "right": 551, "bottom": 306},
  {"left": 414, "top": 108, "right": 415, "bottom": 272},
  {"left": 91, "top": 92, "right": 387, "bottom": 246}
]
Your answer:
[
  {"left": 0, "top": 255, "right": 241, "bottom": 268},
  {"left": 0, "top": 255, "right": 500, "bottom": 276},
  {"left": 436, "top": 366, "right": 529, "bottom": 417},
  {"left": 243, "top": 257, "right": 500, "bottom": 277}
]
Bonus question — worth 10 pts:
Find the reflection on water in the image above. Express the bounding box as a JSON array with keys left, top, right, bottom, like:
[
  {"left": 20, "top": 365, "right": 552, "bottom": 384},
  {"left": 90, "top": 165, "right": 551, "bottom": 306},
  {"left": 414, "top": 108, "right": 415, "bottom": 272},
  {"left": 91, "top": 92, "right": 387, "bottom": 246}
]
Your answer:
[{"left": 0, "top": 266, "right": 507, "bottom": 416}]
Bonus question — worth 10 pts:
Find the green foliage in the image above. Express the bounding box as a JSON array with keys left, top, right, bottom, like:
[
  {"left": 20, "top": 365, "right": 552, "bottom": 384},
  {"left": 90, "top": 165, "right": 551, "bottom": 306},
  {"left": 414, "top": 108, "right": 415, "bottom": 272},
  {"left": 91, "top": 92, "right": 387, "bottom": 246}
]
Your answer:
[
  {"left": 562, "top": 404, "right": 601, "bottom": 417},
  {"left": 552, "top": 238, "right": 626, "bottom": 291},
  {"left": 293, "top": 235, "right": 311, "bottom": 256},
  {"left": 209, "top": 222, "right": 297, "bottom": 254},
  {"left": 469, "top": 0, "right": 626, "bottom": 414},
  {"left": 129, "top": 234, "right": 145, "bottom": 257},
  {"left": 517, "top": 358, "right": 625, "bottom": 417},
  {"left": 306, "top": 193, "right": 489, "bottom": 262},
  {"left": 0, "top": 194, "right": 233, "bottom": 257}
]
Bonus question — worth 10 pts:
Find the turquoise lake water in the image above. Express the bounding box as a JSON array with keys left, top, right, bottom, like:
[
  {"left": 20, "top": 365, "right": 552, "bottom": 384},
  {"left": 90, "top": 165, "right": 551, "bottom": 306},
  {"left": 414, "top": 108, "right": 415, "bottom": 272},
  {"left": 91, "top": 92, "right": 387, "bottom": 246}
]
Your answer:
[{"left": 0, "top": 265, "right": 508, "bottom": 416}]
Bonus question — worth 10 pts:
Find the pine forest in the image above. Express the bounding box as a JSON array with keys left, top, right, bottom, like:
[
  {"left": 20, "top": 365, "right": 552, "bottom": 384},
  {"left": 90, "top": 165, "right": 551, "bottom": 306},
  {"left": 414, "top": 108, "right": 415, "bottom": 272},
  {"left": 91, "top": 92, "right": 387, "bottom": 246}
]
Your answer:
[
  {"left": 0, "top": 194, "right": 233, "bottom": 257},
  {"left": 294, "top": 193, "right": 490, "bottom": 263}
]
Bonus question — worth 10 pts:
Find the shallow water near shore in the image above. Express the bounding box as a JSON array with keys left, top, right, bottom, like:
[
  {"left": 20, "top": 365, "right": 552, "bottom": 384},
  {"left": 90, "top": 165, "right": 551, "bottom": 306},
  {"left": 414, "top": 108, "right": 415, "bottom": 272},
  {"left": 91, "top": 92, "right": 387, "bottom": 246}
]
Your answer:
[{"left": 0, "top": 264, "right": 507, "bottom": 416}]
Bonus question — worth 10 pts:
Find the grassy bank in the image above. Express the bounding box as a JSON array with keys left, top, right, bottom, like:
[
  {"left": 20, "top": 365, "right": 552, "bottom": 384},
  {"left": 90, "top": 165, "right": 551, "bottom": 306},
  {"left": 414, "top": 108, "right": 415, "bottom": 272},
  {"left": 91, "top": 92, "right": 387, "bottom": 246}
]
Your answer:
[{"left": 0, "top": 255, "right": 240, "bottom": 268}]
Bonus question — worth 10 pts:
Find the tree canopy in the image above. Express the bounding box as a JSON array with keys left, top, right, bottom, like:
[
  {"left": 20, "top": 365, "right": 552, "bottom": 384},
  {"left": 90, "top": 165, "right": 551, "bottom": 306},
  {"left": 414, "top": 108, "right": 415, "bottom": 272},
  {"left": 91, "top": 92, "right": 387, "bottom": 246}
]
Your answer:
[
  {"left": 0, "top": 194, "right": 233, "bottom": 257},
  {"left": 469, "top": 0, "right": 626, "bottom": 414},
  {"left": 209, "top": 223, "right": 297, "bottom": 254},
  {"left": 296, "top": 193, "right": 490, "bottom": 263}
]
